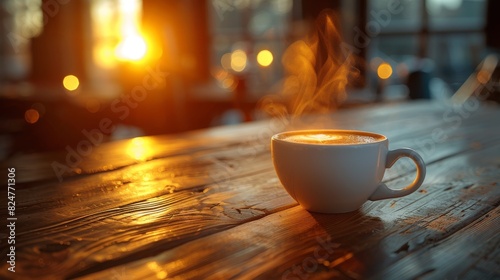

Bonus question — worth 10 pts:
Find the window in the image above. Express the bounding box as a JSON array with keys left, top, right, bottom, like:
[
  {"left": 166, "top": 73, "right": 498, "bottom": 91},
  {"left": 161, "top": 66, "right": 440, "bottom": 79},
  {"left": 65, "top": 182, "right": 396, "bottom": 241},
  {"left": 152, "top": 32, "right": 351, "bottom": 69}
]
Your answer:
[
  {"left": 208, "top": 0, "right": 295, "bottom": 99},
  {"left": 0, "top": 0, "right": 43, "bottom": 81},
  {"left": 367, "top": 0, "right": 487, "bottom": 95}
]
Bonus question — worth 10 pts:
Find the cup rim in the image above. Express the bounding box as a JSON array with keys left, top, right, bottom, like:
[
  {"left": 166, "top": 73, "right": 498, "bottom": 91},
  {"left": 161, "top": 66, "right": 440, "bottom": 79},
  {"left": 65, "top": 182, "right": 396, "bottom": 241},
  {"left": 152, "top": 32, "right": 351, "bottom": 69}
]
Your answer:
[{"left": 271, "top": 129, "right": 387, "bottom": 146}]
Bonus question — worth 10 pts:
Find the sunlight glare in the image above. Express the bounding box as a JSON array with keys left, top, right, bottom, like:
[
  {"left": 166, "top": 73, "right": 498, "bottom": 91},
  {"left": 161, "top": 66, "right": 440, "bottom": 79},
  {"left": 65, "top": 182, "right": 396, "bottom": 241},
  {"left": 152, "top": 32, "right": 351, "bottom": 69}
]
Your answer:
[
  {"left": 115, "top": 35, "right": 147, "bottom": 61},
  {"left": 127, "top": 137, "right": 153, "bottom": 161}
]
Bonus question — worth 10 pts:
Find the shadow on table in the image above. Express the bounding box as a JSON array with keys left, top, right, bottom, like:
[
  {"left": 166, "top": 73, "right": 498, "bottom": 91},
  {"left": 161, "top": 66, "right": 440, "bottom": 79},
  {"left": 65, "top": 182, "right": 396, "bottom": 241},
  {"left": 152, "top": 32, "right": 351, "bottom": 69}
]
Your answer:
[
  {"left": 310, "top": 210, "right": 384, "bottom": 241},
  {"left": 301, "top": 210, "right": 388, "bottom": 277}
]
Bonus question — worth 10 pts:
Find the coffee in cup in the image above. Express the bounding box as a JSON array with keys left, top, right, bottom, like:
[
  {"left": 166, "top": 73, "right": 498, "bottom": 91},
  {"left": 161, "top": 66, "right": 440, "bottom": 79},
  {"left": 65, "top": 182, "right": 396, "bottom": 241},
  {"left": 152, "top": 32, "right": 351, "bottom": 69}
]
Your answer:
[
  {"left": 271, "top": 129, "right": 426, "bottom": 213},
  {"left": 275, "top": 131, "right": 384, "bottom": 145}
]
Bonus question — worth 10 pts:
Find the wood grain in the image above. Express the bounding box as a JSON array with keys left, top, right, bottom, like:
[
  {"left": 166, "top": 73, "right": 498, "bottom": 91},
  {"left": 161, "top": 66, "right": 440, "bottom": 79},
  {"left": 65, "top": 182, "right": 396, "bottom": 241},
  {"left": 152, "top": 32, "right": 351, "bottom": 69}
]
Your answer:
[
  {"left": 73, "top": 140, "right": 500, "bottom": 280},
  {"left": 0, "top": 101, "right": 498, "bottom": 279}
]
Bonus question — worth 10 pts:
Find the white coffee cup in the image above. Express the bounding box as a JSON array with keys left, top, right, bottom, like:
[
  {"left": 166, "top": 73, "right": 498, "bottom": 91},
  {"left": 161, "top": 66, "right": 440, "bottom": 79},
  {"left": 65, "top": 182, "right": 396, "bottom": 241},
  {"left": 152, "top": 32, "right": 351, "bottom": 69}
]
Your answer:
[{"left": 271, "top": 129, "right": 426, "bottom": 213}]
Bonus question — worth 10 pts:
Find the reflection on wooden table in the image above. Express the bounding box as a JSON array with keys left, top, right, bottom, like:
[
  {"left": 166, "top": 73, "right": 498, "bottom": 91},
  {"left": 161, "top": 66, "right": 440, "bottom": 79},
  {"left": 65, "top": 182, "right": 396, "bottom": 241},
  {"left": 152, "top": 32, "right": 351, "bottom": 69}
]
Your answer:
[{"left": 1, "top": 100, "right": 499, "bottom": 279}]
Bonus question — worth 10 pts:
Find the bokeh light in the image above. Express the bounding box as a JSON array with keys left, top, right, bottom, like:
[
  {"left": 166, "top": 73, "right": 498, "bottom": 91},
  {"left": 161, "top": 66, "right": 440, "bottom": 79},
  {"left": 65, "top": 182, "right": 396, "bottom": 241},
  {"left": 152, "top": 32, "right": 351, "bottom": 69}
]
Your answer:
[
  {"left": 230, "top": 49, "right": 247, "bottom": 72},
  {"left": 63, "top": 75, "right": 80, "bottom": 91},
  {"left": 115, "top": 35, "right": 147, "bottom": 61},
  {"left": 24, "top": 109, "right": 40, "bottom": 124},
  {"left": 221, "top": 76, "right": 237, "bottom": 90},
  {"left": 257, "top": 49, "right": 273, "bottom": 67},
  {"left": 377, "top": 63, "right": 393, "bottom": 80},
  {"left": 213, "top": 69, "right": 238, "bottom": 91}
]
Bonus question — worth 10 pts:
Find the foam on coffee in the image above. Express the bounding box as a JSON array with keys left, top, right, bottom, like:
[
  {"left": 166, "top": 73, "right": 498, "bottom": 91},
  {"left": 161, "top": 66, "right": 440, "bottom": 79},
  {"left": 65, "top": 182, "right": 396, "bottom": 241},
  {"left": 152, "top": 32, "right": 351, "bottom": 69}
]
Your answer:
[{"left": 278, "top": 132, "right": 383, "bottom": 145}]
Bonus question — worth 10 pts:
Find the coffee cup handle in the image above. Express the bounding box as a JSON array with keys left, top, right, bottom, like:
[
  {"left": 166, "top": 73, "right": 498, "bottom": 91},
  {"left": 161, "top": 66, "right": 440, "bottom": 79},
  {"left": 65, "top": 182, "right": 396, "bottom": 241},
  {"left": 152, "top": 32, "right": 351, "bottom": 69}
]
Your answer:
[{"left": 369, "top": 148, "right": 426, "bottom": 201}]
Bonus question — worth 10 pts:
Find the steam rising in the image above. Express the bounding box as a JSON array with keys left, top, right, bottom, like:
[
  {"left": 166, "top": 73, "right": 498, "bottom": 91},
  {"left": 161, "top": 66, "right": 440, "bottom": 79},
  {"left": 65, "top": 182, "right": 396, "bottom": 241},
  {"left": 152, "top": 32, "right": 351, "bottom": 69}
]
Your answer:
[{"left": 262, "top": 10, "right": 358, "bottom": 122}]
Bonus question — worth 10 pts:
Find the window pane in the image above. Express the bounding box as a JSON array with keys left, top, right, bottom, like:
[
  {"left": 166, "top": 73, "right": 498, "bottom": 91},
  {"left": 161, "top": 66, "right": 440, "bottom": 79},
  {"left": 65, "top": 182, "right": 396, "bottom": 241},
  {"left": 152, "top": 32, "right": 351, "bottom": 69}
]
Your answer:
[
  {"left": 427, "top": 0, "right": 487, "bottom": 30},
  {"left": 368, "top": 0, "right": 422, "bottom": 32},
  {"left": 367, "top": 35, "right": 420, "bottom": 88},
  {"left": 209, "top": 0, "right": 294, "bottom": 97},
  {"left": 428, "top": 33, "right": 484, "bottom": 88},
  {"left": 210, "top": 0, "right": 246, "bottom": 33},
  {"left": 370, "top": 35, "right": 420, "bottom": 58}
]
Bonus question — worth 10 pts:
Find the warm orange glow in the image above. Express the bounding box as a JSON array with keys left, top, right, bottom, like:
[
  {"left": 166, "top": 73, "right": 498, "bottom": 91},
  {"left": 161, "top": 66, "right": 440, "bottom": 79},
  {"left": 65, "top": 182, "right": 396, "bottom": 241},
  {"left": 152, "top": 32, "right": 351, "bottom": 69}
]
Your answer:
[
  {"left": 25, "top": 109, "right": 40, "bottom": 124},
  {"left": 285, "top": 133, "right": 342, "bottom": 144},
  {"left": 213, "top": 69, "right": 228, "bottom": 81},
  {"left": 91, "top": 0, "right": 146, "bottom": 66},
  {"left": 377, "top": 63, "right": 393, "bottom": 80},
  {"left": 156, "top": 271, "right": 167, "bottom": 279},
  {"left": 63, "top": 75, "right": 80, "bottom": 91},
  {"left": 144, "top": 36, "right": 163, "bottom": 61},
  {"left": 231, "top": 50, "right": 247, "bottom": 72},
  {"left": 147, "top": 262, "right": 160, "bottom": 270},
  {"left": 257, "top": 49, "right": 273, "bottom": 67},
  {"left": 221, "top": 77, "right": 237, "bottom": 90},
  {"left": 213, "top": 69, "right": 238, "bottom": 91},
  {"left": 330, "top": 252, "right": 354, "bottom": 267},
  {"left": 275, "top": 12, "right": 355, "bottom": 117},
  {"left": 476, "top": 69, "right": 490, "bottom": 84},
  {"left": 118, "top": 0, "right": 141, "bottom": 13},
  {"left": 115, "top": 35, "right": 147, "bottom": 61},
  {"left": 127, "top": 137, "right": 153, "bottom": 161},
  {"left": 94, "top": 43, "right": 116, "bottom": 68},
  {"left": 146, "top": 262, "right": 168, "bottom": 279}
]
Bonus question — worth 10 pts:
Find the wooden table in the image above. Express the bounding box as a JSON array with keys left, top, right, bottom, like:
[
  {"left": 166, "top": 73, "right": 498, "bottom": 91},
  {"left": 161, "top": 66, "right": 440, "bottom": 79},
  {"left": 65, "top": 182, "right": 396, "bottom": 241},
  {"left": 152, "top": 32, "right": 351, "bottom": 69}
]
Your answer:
[{"left": 1, "top": 100, "right": 499, "bottom": 279}]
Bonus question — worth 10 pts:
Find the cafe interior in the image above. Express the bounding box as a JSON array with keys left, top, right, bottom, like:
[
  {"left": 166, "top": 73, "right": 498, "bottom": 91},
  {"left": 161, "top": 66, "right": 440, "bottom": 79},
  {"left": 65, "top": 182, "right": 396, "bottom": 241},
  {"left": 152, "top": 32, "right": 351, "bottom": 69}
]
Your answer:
[
  {"left": 2, "top": 1, "right": 500, "bottom": 279},
  {"left": 0, "top": 0, "right": 498, "bottom": 158}
]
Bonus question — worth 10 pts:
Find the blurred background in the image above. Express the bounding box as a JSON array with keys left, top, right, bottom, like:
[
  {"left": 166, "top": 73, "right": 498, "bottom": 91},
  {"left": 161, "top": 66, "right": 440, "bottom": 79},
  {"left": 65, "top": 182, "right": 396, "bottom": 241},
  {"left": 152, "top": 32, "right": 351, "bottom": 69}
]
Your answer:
[{"left": 0, "top": 0, "right": 499, "bottom": 158}]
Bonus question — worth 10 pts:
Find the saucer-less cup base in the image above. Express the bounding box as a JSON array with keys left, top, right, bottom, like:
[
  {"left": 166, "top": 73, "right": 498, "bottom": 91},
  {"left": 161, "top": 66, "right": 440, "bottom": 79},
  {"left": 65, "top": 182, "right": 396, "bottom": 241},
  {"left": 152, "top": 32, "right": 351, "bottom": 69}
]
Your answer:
[{"left": 271, "top": 130, "right": 426, "bottom": 213}]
